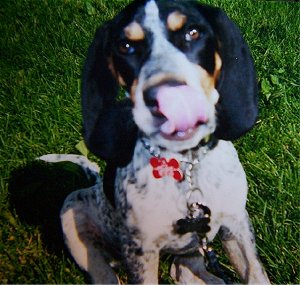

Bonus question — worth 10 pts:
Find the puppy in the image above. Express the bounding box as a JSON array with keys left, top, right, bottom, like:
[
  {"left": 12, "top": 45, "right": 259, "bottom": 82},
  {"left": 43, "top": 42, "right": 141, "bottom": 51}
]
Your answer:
[{"left": 59, "top": 0, "right": 270, "bottom": 283}]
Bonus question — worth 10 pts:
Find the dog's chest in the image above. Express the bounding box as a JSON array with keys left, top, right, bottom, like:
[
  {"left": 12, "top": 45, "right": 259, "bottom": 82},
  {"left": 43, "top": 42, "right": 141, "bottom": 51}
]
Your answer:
[
  {"left": 115, "top": 140, "right": 248, "bottom": 250},
  {"left": 116, "top": 149, "right": 193, "bottom": 250}
]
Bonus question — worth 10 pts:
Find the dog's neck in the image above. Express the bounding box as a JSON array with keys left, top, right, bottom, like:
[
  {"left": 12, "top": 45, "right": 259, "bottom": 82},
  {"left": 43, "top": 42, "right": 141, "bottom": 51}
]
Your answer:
[
  {"left": 139, "top": 134, "right": 218, "bottom": 183},
  {"left": 140, "top": 134, "right": 218, "bottom": 158}
]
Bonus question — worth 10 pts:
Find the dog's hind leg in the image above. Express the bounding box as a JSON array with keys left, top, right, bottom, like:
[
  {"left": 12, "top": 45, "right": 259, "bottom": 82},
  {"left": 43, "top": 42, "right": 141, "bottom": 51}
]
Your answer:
[
  {"left": 220, "top": 211, "right": 270, "bottom": 284},
  {"left": 61, "top": 187, "right": 119, "bottom": 284}
]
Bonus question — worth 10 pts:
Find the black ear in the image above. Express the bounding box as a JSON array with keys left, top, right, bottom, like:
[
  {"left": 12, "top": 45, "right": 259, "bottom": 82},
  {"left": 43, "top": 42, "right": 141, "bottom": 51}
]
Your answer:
[
  {"left": 82, "top": 24, "right": 138, "bottom": 166},
  {"left": 197, "top": 4, "right": 258, "bottom": 140}
]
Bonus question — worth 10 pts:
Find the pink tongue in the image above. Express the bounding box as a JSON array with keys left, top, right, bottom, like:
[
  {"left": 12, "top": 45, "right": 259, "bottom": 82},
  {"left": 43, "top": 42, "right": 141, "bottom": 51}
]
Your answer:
[{"left": 157, "top": 85, "right": 208, "bottom": 135}]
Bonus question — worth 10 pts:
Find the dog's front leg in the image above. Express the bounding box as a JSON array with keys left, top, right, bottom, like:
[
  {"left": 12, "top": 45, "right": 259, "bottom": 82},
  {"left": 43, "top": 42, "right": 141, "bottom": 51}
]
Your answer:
[
  {"left": 123, "top": 244, "right": 160, "bottom": 284},
  {"left": 170, "top": 251, "right": 225, "bottom": 285},
  {"left": 220, "top": 211, "right": 270, "bottom": 284}
]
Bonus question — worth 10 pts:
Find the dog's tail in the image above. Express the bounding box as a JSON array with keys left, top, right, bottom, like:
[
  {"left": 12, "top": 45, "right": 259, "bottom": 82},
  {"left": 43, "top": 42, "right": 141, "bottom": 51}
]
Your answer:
[
  {"left": 8, "top": 154, "right": 100, "bottom": 253},
  {"left": 39, "top": 154, "right": 101, "bottom": 184}
]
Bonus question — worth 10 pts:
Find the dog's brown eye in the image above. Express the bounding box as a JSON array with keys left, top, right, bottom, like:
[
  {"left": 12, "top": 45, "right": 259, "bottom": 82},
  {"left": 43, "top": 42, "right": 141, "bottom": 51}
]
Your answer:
[
  {"left": 185, "top": 27, "right": 201, "bottom": 42},
  {"left": 118, "top": 41, "right": 136, "bottom": 55}
]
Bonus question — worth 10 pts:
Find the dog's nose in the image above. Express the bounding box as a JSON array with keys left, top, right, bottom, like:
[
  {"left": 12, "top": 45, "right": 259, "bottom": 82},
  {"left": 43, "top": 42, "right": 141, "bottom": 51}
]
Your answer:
[
  {"left": 143, "top": 80, "right": 184, "bottom": 112},
  {"left": 143, "top": 86, "right": 159, "bottom": 110}
]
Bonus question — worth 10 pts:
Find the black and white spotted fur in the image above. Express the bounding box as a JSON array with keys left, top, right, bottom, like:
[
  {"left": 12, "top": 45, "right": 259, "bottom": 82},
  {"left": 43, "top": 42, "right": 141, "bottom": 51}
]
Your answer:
[{"left": 55, "top": 0, "right": 270, "bottom": 283}]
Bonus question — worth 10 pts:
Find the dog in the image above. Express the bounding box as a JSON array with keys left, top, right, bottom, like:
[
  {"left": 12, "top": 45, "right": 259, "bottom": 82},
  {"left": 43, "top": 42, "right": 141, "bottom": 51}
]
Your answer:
[{"left": 56, "top": 0, "right": 270, "bottom": 283}]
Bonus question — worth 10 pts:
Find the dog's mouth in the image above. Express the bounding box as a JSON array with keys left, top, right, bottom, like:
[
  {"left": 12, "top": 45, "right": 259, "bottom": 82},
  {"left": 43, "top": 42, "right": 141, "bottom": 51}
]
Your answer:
[
  {"left": 160, "top": 124, "right": 203, "bottom": 141},
  {"left": 145, "top": 84, "right": 209, "bottom": 141}
]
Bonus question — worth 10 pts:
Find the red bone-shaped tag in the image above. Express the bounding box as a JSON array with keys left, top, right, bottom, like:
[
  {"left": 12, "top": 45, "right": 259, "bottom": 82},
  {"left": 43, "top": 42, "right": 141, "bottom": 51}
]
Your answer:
[{"left": 150, "top": 157, "right": 183, "bottom": 181}]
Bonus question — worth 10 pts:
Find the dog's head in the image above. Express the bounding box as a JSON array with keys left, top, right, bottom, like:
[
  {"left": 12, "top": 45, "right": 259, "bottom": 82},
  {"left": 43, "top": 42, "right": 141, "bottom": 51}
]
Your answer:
[{"left": 82, "top": 0, "right": 257, "bottom": 162}]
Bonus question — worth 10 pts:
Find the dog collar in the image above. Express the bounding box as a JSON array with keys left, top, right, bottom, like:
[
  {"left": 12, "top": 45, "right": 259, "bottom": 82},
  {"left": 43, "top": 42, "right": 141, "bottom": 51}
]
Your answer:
[{"left": 141, "top": 134, "right": 217, "bottom": 182}]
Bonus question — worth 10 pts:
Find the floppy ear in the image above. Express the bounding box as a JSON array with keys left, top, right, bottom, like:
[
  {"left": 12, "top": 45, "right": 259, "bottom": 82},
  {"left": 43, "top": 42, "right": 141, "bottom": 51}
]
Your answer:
[
  {"left": 82, "top": 24, "right": 138, "bottom": 166},
  {"left": 197, "top": 4, "right": 258, "bottom": 140}
]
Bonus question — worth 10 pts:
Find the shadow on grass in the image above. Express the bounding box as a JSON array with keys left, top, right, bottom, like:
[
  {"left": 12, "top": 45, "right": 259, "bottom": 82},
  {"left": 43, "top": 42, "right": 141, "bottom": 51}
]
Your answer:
[{"left": 8, "top": 160, "right": 95, "bottom": 254}]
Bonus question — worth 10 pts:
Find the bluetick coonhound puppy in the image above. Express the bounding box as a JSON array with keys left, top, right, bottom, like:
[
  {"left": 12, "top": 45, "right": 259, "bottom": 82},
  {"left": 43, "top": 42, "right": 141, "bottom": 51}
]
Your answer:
[{"left": 58, "top": 0, "right": 270, "bottom": 283}]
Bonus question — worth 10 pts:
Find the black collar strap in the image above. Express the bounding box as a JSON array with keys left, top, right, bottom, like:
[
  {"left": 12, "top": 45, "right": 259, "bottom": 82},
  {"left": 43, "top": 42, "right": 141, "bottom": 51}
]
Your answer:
[{"left": 189, "top": 134, "right": 218, "bottom": 153}]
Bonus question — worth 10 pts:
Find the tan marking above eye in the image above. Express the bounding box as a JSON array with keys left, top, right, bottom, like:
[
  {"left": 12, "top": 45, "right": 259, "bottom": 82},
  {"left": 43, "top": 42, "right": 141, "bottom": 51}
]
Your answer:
[
  {"left": 124, "top": 22, "right": 145, "bottom": 41},
  {"left": 167, "top": 11, "right": 187, "bottom": 32}
]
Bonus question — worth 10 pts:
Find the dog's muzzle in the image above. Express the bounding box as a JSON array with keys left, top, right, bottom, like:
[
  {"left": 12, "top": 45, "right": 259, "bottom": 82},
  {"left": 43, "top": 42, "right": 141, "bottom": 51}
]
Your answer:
[{"left": 143, "top": 81, "right": 209, "bottom": 141}]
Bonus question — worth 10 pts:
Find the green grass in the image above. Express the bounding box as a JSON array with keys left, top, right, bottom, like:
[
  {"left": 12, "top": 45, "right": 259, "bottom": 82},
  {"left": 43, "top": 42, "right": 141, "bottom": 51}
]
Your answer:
[{"left": 0, "top": 0, "right": 299, "bottom": 283}]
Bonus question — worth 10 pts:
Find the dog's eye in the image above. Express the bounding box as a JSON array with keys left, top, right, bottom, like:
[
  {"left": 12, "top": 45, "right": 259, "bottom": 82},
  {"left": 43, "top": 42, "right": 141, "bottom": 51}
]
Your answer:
[
  {"left": 118, "top": 41, "right": 136, "bottom": 55},
  {"left": 185, "top": 27, "right": 202, "bottom": 42}
]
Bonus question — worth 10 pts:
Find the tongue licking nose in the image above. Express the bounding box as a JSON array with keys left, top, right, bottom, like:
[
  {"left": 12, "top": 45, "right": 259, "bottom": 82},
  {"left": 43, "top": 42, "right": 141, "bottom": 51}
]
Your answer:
[{"left": 156, "top": 85, "right": 208, "bottom": 135}]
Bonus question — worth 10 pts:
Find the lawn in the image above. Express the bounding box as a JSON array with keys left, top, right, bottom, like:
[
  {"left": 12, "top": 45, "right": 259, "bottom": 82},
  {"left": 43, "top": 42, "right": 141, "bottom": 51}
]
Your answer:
[{"left": 0, "top": 0, "right": 299, "bottom": 284}]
